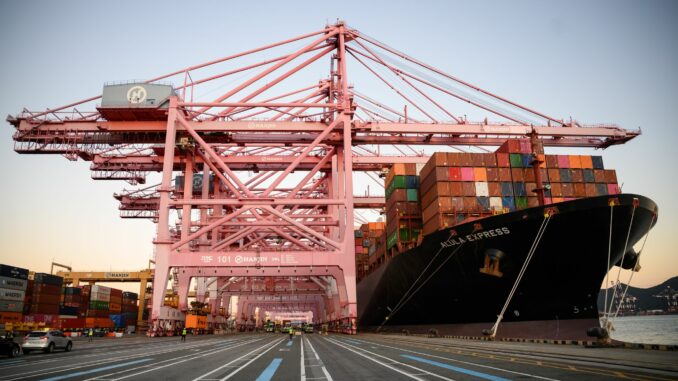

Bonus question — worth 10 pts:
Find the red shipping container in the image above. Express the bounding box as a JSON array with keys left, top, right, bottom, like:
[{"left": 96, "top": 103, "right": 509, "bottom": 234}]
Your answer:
[
  {"left": 574, "top": 183, "right": 586, "bottom": 197},
  {"left": 484, "top": 153, "right": 497, "bottom": 167},
  {"left": 462, "top": 182, "right": 476, "bottom": 196},
  {"left": 496, "top": 153, "right": 510, "bottom": 167},
  {"left": 561, "top": 183, "right": 574, "bottom": 197},
  {"left": 486, "top": 168, "right": 499, "bottom": 182},
  {"left": 23, "top": 313, "right": 59, "bottom": 324},
  {"left": 471, "top": 153, "right": 484, "bottom": 166},
  {"left": 548, "top": 169, "right": 561, "bottom": 182},
  {"left": 607, "top": 184, "right": 620, "bottom": 194},
  {"left": 604, "top": 170, "right": 618, "bottom": 183},
  {"left": 524, "top": 168, "right": 535, "bottom": 182},
  {"left": 527, "top": 197, "right": 540, "bottom": 208},
  {"left": 570, "top": 169, "right": 583, "bottom": 183},
  {"left": 448, "top": 167, "right": 461, "bottom": 181},
  {"left": 585, "top": 183, "right": 598, "bottom": 197},
  {"left": 594, "top": 169, "right": 606, "bottom": 183},
  {"left": 498, "top": 168, "right": 512, "bottom": 181},
  {"left": 460, "top": 153, "right": 473, "bottom": 166},
  {"left": 488, "top": 182, "right": 502, "bottom": 197},
  {"left": 545, "top": 155, "right": 559, "bottom": 168},
  {"left": 511, "top": 168, "right": 524, "bottom": 181},
  {"left": 448, "top": 182, "right": 463, "bottom": 196},
  {"left": 447, "top": 152, "right": 462, "bottom": 166}
]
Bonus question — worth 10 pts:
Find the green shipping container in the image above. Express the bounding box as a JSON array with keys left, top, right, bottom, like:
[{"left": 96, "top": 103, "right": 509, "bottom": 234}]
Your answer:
[
  {"left": 392, "top": 175, "right": 407, "bottom": 189},
  {"left": 406, "top": 189, "right": 418, "bottom": 202},
  {"left": 515, "top": 197, "right": 528, "bottom": 210},
  {"left": 399, "top": 228, "right": 410, "bottom": 241},
  {"left": 510, "top": 153, "right": 523, "bottom": 168},
  {"left": 387, "top": 232, "right": 398, "bottom": 249}
]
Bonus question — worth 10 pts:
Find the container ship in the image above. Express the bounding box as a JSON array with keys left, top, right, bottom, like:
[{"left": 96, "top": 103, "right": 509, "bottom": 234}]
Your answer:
[{"left": 355, "top": 138, "right": 658, "bottom": 341}]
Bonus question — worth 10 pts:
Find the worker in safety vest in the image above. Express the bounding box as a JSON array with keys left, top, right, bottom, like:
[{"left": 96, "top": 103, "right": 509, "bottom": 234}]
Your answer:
[
  {"left": 288, "top": 326, "right": 294, "bottom": 340},
  {"left": 181, "top": 327, "right": 187, "bottom": 342},
  {"left": 88, "top": 329, "right": 93, "bottom": 342}
]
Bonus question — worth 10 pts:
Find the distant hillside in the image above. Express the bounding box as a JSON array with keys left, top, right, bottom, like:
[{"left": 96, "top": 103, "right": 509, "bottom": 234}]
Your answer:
[{"left": 598, "top": 276, "right": 678, "bottom": 312}]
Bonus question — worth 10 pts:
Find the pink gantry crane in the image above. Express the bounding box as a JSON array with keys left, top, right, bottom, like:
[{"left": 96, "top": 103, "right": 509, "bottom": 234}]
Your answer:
[{"left": 7, "top": 22, "right": 639, "bottom": 334}]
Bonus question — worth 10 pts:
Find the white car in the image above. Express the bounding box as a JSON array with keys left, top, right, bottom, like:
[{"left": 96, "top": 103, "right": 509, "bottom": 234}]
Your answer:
[{"left": 22, "top": 330, "right": 72, "bottom": 354}]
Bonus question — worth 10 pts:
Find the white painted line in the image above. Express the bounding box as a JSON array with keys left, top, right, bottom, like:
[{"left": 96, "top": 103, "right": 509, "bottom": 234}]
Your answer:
[
  {"left": 190, "top": 337, "right": 283, "bottom": 381},
  {"left": 325, "top": 337, "right": 453, "bottom": 381},
  {"left": 304, "top": 336, "right": 333, "bottom": 381},
  {"left": 363, "top": 338, "right": 561, "bottom": 381},
  {"left": 84, "top": 338, "right": 264, "bottom": 381},
  {"left": 301, "top": 333, "right": 306, "bottom": 381}
]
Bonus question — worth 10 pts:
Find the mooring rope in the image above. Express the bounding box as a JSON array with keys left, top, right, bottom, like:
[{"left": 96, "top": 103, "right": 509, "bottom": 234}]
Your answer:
[
  {"left": 489, "top": 211, "right": 552, "bottom": 337},
  {"left": 607, "top": 202, "right": 638, "bottom": 319}
]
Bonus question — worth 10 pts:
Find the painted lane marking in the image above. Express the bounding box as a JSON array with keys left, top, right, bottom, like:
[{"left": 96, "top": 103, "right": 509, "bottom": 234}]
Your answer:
[
  {"left": 362, "top": 337, "right": 560, "bottom": 381},
  {"left": 0, "top": 360, "right": 25, "bottom": 366},
  {"left": 402, "top": 355, "right": 509, "bottom": 381},
  {"left": 81, "top": 338, "right": 265, "bottom": 381},
  {"left": 344, "top": 339, "right": 362, "bottom": 345},
  {"left": 255, "top": 358, "right": 282, "bottom": 381},
  {"left": 300, "top": 334, "right": 306, "bottom": 381},
  {"left": 325, "top": 338, "right": 450, "bottom": 381},
  {"left": 287, "top": 340, "right": 293, "bottom": 347},
  {"left": 191, "top": 337, "right": 283, "bottom": 381},
  {"left": 304, "top": 337, "right": 333, "bottom": 381},
  {"left": 40, "top": 358, "right": 152, "bottom": 381}
]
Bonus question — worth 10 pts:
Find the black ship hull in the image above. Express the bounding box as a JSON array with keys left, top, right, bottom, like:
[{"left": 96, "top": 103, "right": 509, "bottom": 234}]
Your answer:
[{"left": 357, "top": 194, "right": 658, "bottom": 340}]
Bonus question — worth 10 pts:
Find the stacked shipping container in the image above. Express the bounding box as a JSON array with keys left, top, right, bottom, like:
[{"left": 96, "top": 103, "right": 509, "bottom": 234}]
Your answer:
[
  {"left": 419, "top": 139, "right": 620, "bottom": 236},
  {"left": 385, "top": 163, "right": 423, "bottom": 253},
  {"left": 0, "top": 264, "right": 29, "bottom": 324},
  {"left": 354, "top": 222, "right": 386, "bottom": 280},
  {"left": 87, "top": 285, "right": 113, "bottom": 328},
  {"left": 30, "top": 273, "right": 63, "bottom": 315}
]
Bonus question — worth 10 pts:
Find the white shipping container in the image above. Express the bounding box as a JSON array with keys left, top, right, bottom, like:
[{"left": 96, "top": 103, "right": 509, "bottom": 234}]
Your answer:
[
  {"left": 0, "top": 275, "right": 28, "bottom": 291},
  {"left": 415, "top": 163, "right": 426, "bottom": 175},
  {"left": 158, "top": 306, "right": 185, "bottom": 321},
  {"left": 91, "top": 285, "right": 111, "bottom": 294},
  {"left": 90, "top": 292, "right": 111, "bottom": 302},
  {"left": 0, "top": 287, "right": 25, "bottom": 301},
  {"left": 475, "top": 182, "right": 489, "bottom": 197},
  {"left": 490, "top": 197, "right": 503, "bottom": 210}
]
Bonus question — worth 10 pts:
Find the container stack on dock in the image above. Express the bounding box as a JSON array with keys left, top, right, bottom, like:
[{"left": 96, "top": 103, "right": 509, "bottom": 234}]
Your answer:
[
  {"left": 354, "top": 222, "right": 386, "bottom": 280},
  {"left": 121, "top": 291, "right": 139, "bottom": 326},
  {"left": 385, "top": 163, "right": 423, "bottom": 254},
  {"left": 0, "top": 264, "right": 29, "bottom": 325},
  {"left": 30, "top": 273, "right": 63, "bottom": 315},
  {"left": 86, "top": 285, "right": 113, "bottom": 328}
]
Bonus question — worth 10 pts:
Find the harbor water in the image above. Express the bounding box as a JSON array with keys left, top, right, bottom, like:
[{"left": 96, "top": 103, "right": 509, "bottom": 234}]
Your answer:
[{"left": 608, "top": 315, "right": 678, "bottom": 345}]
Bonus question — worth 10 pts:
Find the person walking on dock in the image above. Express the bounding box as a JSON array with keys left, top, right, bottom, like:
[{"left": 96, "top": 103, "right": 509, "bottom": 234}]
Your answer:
[{"left": 181, "top": 327, "right": 187, "bottom": 342}]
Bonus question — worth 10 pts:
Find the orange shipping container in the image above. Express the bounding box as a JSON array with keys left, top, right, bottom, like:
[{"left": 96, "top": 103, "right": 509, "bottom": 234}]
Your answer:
[
  {"left": 569, "top": 155, "right": 582, "bottom": 168},
  {"left": 186, "top": 314, "right": 208, "bottom": 329},
  {"left": 0, "top": 311, "right": 22, "bottom": 323},
  {"left": 85, "top": 317, "right": 113, "bottom": 328},
  {"left": 580, "top": 156, "right": 593, "bottom": 168},
  {"left": 473, "top": 167, "right": 487, "bottom": 181}
]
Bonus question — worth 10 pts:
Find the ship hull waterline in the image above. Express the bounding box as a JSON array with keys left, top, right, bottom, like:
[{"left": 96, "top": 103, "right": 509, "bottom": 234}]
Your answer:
[{"left": 357, "top": 194, "right": 658, "bottom": 341}]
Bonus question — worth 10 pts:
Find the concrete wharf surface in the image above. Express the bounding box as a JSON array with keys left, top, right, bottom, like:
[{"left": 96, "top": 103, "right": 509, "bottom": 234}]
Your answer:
[{"left": 1, "top": 332, "right": 676, "bottom": 380}]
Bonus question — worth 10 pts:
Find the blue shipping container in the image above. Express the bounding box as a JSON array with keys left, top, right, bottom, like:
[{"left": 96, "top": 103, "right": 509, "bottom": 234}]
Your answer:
[
  {"left": 500, "top": 182, "right": 513, "bottom": 196},
  {"left": 513, "top": 182, "right": 527, "bottom": 197},
  {"left": 592, "top": 156, "right": 604, "bottom": 169},
  {"left": 109, "top": 314, "right": 126, "bottom": 328},
  {"left": 559, "top": 169, "right": 572, "bottom": 182}
]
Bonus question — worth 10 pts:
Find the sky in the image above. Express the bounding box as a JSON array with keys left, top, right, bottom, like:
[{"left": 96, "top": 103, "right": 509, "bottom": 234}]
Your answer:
[{"left": 0, "top": 0, "right": 676, "bottom": 290}]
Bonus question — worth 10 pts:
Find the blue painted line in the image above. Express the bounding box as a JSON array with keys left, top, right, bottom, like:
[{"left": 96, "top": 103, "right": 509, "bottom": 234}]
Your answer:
[
  {"left": 286, "top": 340, "right": 293, "bottom": 347},
  {"left": 345, "top": 339, "right": 362, "bottom": 345},
  {"left": 0, "top": 359, "right": 25, "bottom": 365},
  {"left": 401, "top": 355, "right": 510, "bottom": 381},
  {"left": 255, "top": 358, "right": 282, "bottom": 381},
  {"left": 40, "top": 358, "right": 153, "bottom": 381}
]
